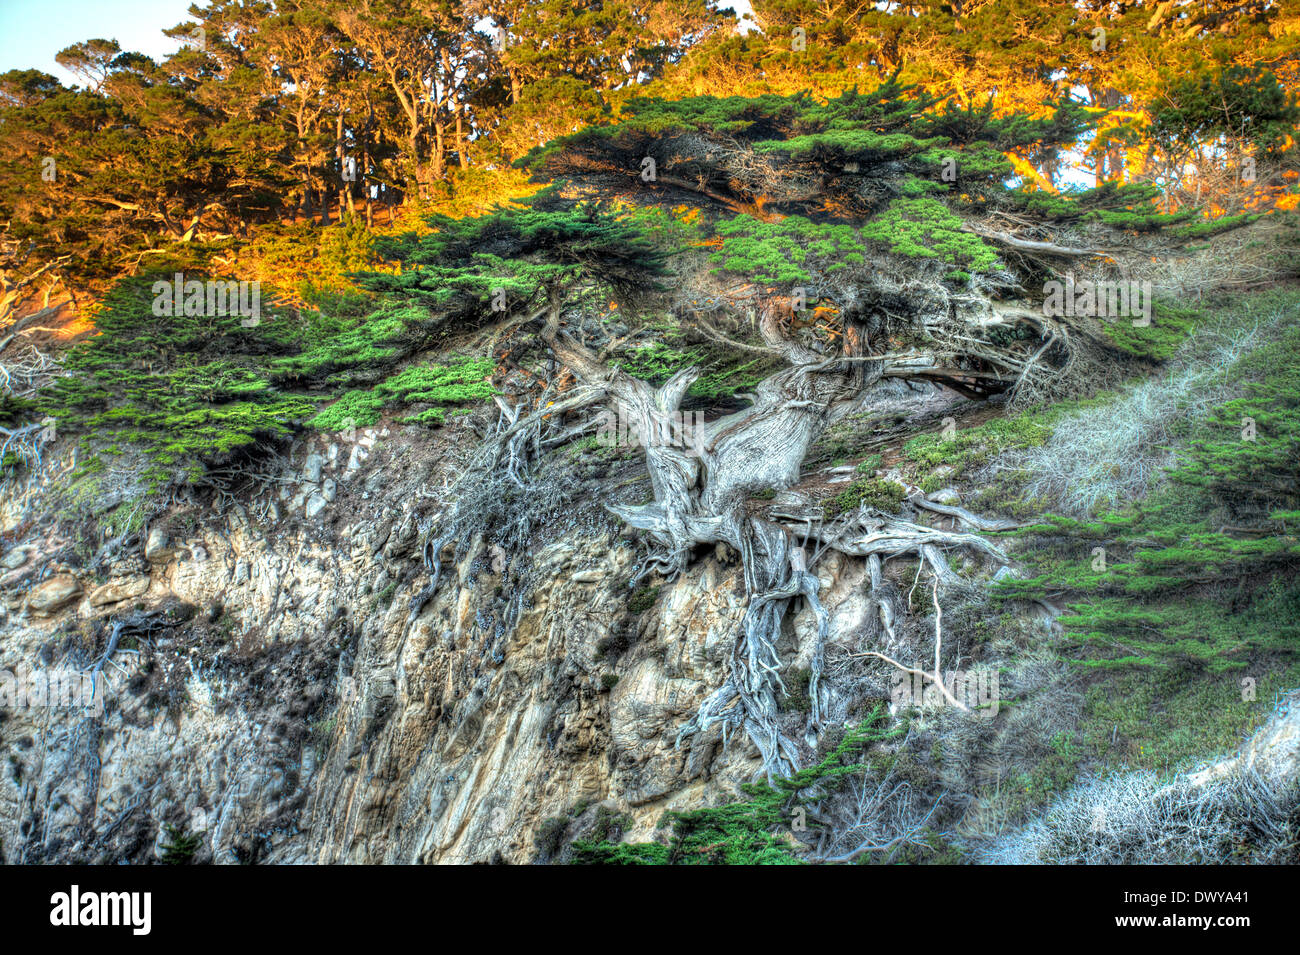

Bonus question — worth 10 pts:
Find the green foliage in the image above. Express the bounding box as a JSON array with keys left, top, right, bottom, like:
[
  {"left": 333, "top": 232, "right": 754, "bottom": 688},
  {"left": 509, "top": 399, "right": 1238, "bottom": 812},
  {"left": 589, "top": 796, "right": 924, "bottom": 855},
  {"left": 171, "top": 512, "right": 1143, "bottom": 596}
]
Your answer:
[
  {"left": 997, "top": 318, "right": 1300, "bottom": 672},
  {"left": 159, "top": 823, "right": 202, "bottom": 865},
  {"left": 914, "top": 96, "right": 1092, "bottom": 156},
  {"left": 998, "top": 730, "right": 1085, "bottom": 819},
  {"left": 627, "top": 585, "right": 661, "bottom": 614},
  {"left": 271, "top": 302, "right": 429, "bottom": 384},
  {"left": 1169, "top": 212, "right": 1260, "bottom": 240},
  {"left": 1002, "top": 181, "right": 1193, "bottom": 231},
  {"left": 310, "top": 715, "right": 338, "bottom": 757},
  {"left": 527, "top": 79, "right": 1171, "bottom": 274},
  {"left": 806, "top": 410, "right": 905, "bottom": 469},
  {"left": 308, "top": 390, "right": 388, "bottom": 431},
  {"left": 611, "top": 340, "right": 778, "bottom": 400},
  {"left": 861, "top": 198, "right": 999, "bottom": 271},
  {"left": 760, "top": 127, "right": 943, "bottom": 164},
  {"left": 570, "top": 705, "right": 905, "bottom": 865},
  {"left": 880, "top": 828, "right": 966, "bottom": 865},
  {"left": 903, "top": 411, "right": 1055, "bottom": 480},
  {"left": 1152, "top": 65, "right": 1300, "bottom": 158},
  {"left": 363, "top": 192, "right": 679, "bottom": 317},
  {"left": 309, "top": 357, "right": 496, "bottom": 430},
  {"left": 40, "top": 276, "right": 312, "bottom": 487},
  {"left": 588, "top": 806, "right": 632, "bottom": 842},
  {"left": 621, "top": 80, "right": 941, "bottom": 144},
  {"left": 1173, "top": 327, "right": 1300, "bottom": 512},
  {"left": 610, "top": 342, "right": 700, "bottom": 382},
  {"left": 0, "top": 75, "right": 290, "bottom": 290},
  {"left": 534, "top": 817, "right": 570, "bottom": 861},
  {"left": 595, "top": 622, "right": 634, "bottom": 662},
  {"left": 236, "top": 219, "right": 380, "bottom": 309},
  {"left": 1079, "top": 664, "right": 1300, "bottom": 774},
  {"left": 523, "top": 88, "right": 858, "bottom": 169},
  {"left": 1097, "top": 301, "right": 1200, "bottom": 362},
  {"left": 783, "top": 667, "right": 813, "bottom": 714},
  {"left": 38, "top": 267, "right": 496, "bottom": 495},
  {"left": 823, "top": 477, "right": 906, "bottom": 519},
  {"left": 711, "top": 215, "right": 866, "bottom": 285}
]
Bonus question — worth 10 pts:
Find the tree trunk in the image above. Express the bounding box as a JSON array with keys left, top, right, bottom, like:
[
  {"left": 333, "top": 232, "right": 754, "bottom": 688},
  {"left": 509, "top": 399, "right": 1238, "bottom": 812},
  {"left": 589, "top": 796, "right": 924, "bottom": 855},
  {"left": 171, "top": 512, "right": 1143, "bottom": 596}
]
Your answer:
[
  {"left": 336, "top": 112, "right": 347, "bottom": 219},
  {"left": 541, "top": 297, "right": 874, "bottom": 778}
]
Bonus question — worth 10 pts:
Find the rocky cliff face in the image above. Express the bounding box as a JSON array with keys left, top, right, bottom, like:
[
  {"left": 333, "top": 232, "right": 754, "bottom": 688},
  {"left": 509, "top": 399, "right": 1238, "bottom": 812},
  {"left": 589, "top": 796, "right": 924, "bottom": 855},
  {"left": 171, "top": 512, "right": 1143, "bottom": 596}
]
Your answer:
[
  {"left": 5, "top": 399, "right": 1298, "bottom": 865},
  {"left": 1, "top": 419, "right": 885, "bottom": 864}
]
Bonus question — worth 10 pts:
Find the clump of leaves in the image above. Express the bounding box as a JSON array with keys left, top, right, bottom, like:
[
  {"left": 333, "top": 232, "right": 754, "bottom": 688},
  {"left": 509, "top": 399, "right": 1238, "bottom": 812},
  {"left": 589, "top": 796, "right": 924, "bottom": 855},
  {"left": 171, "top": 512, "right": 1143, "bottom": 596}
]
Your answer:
[
  {"left": 40, "top": 275, "right": 313, "bottom": 488},
  {"left": 627, "top": 584, "right": 661, "bottom": 614},
  {"left": 861, "top": 197, "right": 1000, "bottom": 271},
  {"left": 783, "top": 667, "right": 813, "bottom": 714},
  {"left": 159, "top": 823, "right": 202, "bottom": 864},
  {"left": 710, "top": 215, "right": 866, "bottom": 285},
  {"left": 612, "top": 341, "right": 777, "bottom": 402},
  {"left": 903, "top": 411, "right": 1055, "bottom": 480},
  {"left": 534, "top": 816, "right": 570, "bottom": 861},
  {"left": 824, "top": 477, "right": 906, "bottom": 519},
  {"left": 309, "top": 356, "right": 496, "bottom": 430},
  {"left": 1096, "top": 301, "right": 1201, "bottom": 362}
]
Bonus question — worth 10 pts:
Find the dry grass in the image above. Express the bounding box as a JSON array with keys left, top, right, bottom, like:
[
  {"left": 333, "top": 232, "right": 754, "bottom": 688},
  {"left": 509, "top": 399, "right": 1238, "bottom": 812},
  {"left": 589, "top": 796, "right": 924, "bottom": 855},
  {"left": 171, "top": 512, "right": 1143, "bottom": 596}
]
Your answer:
[
  {"left": 1146, "top": 215, "right": 1300, "bottom": 302},
  {"left": 989, "top": 299, "right": 1289, "bottom": 516},
  {"left": 982, "top": 767, "right": 1298, "bottom": 864}
]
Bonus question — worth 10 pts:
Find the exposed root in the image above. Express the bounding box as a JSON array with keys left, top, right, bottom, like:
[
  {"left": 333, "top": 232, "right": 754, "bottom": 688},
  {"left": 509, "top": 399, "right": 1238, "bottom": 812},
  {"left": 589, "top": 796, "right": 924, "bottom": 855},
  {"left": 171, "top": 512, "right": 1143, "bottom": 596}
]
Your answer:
[
  {"left": 408, "top": 381, "right": 610, "bottom": 624},
  {"left": 675, "top": 530, "right": 832, "bottom": 782},
  {"left": 851, "top": 574, "right": 970, "bottom": 712},
  {"left": 909, "top": 493, "right": 1021, "bottom": 532},
  {"left": 82, "top": 609, "right": 177, "bottom": 706},
  {"left": 401, "top": 298, "right": 1025, "bottom": 782},
  {"left": 531, "top": 314, "right": 1023, "bottom": 780},
  {"left": 777, "top": 504, "right": 1010, "bottom": 572}
]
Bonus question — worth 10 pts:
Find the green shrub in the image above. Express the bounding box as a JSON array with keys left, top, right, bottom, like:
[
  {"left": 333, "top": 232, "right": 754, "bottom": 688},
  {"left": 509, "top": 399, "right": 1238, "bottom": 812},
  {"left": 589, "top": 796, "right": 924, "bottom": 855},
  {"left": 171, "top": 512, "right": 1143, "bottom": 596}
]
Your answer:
[
  {"left": 824, "top": 477, "right": 906, "bottom": 519},
  {"left": 41, "top": 275, "right": 313, "bottom": 488},
  {"left": 996, "top": 317, "right": 1300, "bottom": 673},
  {"left": 861, "top": 198, "right": 1000, "bottom": 271},
  {"left": 710, "top": 215, "right": 867, "bottom": 285},
  {"left": 308, "top": 356, "right": 496, "bottom": 432},
  {"left": 903, "top": 410, "right": 1054, "bottom": 482},
  {"left": 627, "top": 585, "right": 661, "bottom": 614},
  {"left": 783, "top": 667, "right": 813, "bottom": 714},
  {"left": 1097, "top": 301, "right": 1200, "bottom": 362},
  {"left": 159, "top": 823, "right": 202, "bottom": 864},
  {"left": 571, "top": 705, "right": 904, "bottom": 864},
  {"left": 612, "top": 341, "right": 778, "bottom": 401},
  {"left": 534, "top": 816, "right": 570, "bottom": 860}
]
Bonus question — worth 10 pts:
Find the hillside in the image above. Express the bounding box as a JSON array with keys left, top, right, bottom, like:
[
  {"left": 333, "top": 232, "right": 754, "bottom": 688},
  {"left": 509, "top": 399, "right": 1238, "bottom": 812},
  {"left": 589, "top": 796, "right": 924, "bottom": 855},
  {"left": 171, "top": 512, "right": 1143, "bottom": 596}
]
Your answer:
[{"left": 1, "top": 2, "right": 1299, "bottom": 868}]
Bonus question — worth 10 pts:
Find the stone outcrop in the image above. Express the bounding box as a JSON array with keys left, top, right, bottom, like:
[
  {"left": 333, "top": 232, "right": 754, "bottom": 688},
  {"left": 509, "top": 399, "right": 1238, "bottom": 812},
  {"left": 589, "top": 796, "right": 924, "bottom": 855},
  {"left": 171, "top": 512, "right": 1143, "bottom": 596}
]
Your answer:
[
  {"left": 26, "top": 575, "right": 81, "bottom": 614},
  {"left": 0, "top": 427, "right": 864, "bottom": 864},
  {"left": 3, "top": 421, "right": 1294, "bottom": 865}
]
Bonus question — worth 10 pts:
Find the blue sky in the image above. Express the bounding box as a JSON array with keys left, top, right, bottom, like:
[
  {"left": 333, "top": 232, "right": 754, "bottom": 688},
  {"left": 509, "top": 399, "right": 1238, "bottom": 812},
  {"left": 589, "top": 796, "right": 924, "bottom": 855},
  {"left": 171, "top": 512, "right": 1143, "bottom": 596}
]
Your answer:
[{"left": 0, "top": 0, "right": 200, "bottom": 86}]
